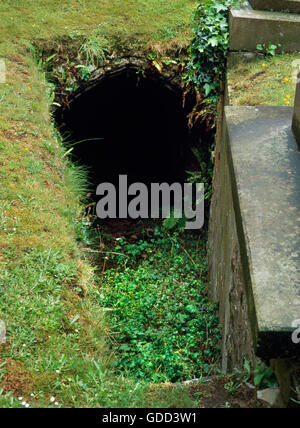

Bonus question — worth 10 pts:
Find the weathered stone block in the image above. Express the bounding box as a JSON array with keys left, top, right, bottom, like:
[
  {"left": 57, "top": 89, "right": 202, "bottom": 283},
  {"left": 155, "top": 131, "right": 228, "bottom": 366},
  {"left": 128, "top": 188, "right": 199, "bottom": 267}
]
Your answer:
[
  {"left": 230, "top": 9, "right": 300, "bottom": 52},
  {"left": 249, "top": 0, "right": 300, "bottom": 13},
  {"left": 257, "top": 388, "right": 282, "bottom": 407},
  {"left": 292, "top": 68, "right": 300, "bottom": 150}
]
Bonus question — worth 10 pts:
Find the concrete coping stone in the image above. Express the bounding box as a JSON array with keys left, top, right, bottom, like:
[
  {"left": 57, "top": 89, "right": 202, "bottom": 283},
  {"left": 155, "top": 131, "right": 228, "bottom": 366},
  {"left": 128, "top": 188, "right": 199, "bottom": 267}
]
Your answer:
[{"left": 224, "top": 106, "right": 300, "bottom": 358}]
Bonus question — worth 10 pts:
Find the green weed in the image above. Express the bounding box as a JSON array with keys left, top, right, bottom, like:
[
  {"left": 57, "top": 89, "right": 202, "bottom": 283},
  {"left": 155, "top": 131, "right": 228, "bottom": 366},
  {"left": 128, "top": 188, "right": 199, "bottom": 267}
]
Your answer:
[{"left": 98, "top": 227, "right": 221, "bottom": 383}]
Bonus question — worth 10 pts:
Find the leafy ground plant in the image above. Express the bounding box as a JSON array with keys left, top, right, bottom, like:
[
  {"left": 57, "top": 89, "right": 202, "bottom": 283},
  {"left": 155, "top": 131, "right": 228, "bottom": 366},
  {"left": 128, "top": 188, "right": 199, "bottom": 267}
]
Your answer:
[
  {"left": 254, "top": 365, "right": 278, "bottom": 389},
  {"left": 97, "top": 226, "right": 221, "bottom": 383}
]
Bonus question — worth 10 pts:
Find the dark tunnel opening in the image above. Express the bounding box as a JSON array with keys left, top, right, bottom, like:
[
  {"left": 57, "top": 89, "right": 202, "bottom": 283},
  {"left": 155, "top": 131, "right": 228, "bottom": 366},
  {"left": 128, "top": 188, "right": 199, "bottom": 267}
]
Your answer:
[{"left": 56, "top": 67, "right": 193, "bottom": 193}]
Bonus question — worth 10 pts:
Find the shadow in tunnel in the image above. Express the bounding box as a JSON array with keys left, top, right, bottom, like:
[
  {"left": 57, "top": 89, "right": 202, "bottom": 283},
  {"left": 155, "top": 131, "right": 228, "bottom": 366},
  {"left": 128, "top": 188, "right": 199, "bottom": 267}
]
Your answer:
[{"left": 56, "top": 67, "right": 191, "bottom": 193}]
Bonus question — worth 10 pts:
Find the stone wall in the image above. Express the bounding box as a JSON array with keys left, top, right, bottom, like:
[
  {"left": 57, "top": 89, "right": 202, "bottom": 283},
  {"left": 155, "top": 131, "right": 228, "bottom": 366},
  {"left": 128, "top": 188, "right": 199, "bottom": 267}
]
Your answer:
[{"left": 208, "top": 93, "right": 256, "bottom": 372}]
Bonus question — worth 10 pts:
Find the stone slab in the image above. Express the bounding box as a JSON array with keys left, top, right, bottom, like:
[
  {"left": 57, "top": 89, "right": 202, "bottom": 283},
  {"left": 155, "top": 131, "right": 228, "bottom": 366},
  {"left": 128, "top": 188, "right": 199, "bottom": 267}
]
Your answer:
[
  {"left": 230, "top": 9, "right": 300, "bottom": 52},
  {"left": 292, "top": 68, "right": 300, "bottom": 149},
  {"left": 224, "top": 106, "right": 300, "bottom": 358},
  {"left": 249, "top": 0, "right": 300, "bottom": 13}
]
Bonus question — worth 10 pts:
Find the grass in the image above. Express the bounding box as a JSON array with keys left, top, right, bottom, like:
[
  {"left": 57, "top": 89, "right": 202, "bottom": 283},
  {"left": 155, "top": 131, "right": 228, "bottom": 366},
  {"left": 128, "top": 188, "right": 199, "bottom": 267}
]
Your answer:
[
  {"left": 0, "top": 53, "right": 114, "bottom": 406},
  {"left": 227, "top": 53, "right": 300, "bottom": 106},
  {"left": 0, "top": 0, "right": 197, "bottom": 49}
]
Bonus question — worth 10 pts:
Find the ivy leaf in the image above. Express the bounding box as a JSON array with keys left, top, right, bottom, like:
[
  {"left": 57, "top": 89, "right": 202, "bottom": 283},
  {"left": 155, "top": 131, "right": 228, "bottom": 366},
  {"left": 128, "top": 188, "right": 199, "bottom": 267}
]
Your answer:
[
  {"left": 203, "top": 83, "right": 213, "bottom": 96},
  {"left": 208, "top": 37, "right": 219, "bottom": 47},
  {"left": 254, "top": 373, "right": 265, "bottom": 387}
]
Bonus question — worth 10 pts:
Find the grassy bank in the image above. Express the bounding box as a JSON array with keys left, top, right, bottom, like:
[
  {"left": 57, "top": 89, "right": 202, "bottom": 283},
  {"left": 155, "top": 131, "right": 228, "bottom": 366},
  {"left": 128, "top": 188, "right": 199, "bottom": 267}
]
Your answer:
[{"left": 0, "top": 0, "right": 197, "bottom": 47}]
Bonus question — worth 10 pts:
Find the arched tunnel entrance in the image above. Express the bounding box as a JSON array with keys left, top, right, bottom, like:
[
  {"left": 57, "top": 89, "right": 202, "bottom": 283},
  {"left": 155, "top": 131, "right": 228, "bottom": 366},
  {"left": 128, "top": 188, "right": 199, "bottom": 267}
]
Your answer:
[
  {"left": 56, "top": 66, "right": 196, "bottom": 193},
  {"left": 53, "top": 64, "right": 220, "bottom": 382}
]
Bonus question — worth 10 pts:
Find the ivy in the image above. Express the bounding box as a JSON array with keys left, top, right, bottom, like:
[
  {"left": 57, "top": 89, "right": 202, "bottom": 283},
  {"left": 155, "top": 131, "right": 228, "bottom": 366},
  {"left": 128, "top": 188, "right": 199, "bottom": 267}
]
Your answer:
[{"left": 185, "top": 0, "right": 242, "bottom": 105}]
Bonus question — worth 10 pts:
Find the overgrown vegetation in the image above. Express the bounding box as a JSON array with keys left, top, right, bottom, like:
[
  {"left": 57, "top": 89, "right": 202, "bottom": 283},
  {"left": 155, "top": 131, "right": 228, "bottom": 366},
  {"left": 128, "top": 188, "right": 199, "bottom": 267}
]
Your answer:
[
  {"left": 186, "top": 0, "right": 242, "bottom": 104},
  {"left": 0, "top": 0, "right": 276, "bottom": 409},
  {"left": 97, "top": 227, "right": 220, "bottom": 383}
]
